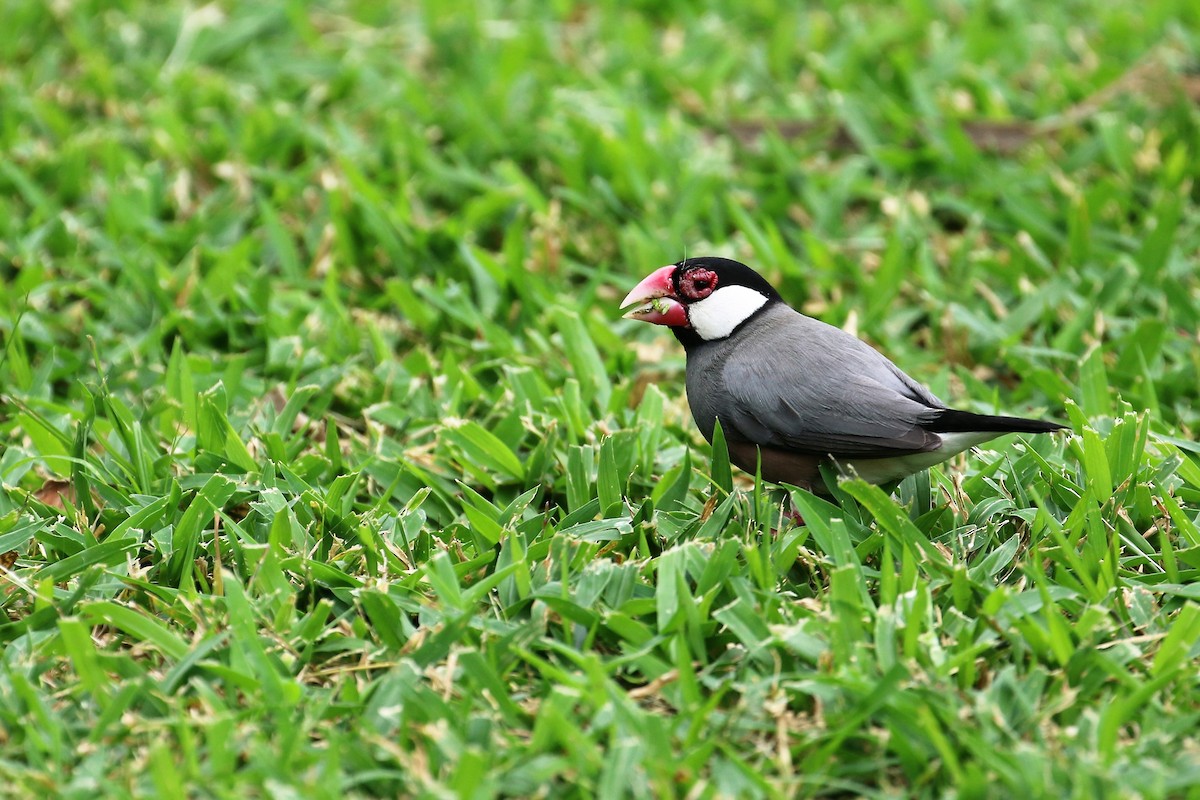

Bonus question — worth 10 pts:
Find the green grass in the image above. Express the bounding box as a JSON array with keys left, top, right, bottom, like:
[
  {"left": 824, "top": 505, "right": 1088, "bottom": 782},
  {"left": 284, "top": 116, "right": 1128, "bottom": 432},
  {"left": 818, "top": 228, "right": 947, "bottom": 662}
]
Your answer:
[{"left": 2, "top": 0, "right": 1200, "bottom": 796}]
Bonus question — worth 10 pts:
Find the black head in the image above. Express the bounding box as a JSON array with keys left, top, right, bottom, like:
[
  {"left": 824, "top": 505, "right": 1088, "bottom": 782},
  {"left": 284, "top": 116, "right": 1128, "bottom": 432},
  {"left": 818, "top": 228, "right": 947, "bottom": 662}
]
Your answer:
[
  {"left": 622, "top": 256, "right": 784, "bottom": 351},
  {"left": 670, "top": 257, "right": 783, "bottom": 306}
]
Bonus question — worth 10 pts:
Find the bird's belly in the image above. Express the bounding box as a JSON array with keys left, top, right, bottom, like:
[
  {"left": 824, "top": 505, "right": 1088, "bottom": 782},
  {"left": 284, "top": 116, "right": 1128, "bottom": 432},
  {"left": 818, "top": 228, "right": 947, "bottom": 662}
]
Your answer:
[{"left": 727, "top": 441, "right": 823, "bottom": 489}]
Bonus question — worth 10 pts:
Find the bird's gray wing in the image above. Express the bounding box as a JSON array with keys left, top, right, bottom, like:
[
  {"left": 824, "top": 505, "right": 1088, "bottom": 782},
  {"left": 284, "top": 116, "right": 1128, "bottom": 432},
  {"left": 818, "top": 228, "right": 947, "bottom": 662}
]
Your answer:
[{"left": 718, "top": 312, "right": 948, "bottom": 457}]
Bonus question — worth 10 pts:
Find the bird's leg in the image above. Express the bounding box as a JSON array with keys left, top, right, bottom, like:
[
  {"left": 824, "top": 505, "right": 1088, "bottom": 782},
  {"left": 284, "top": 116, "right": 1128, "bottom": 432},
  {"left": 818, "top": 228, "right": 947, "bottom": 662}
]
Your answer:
[
  {"left": 766, "top": 506, "right": 804, "bottom": 537},
  {"left": 764, "top": 487, "right": 804, "bottom": 534}
]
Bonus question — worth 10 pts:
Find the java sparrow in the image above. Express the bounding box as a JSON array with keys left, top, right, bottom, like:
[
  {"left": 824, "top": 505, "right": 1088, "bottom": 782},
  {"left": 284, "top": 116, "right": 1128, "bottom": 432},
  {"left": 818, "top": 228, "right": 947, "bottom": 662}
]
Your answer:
[{"left": 621, "top": 257, "right": 1066, "bottom": 492}]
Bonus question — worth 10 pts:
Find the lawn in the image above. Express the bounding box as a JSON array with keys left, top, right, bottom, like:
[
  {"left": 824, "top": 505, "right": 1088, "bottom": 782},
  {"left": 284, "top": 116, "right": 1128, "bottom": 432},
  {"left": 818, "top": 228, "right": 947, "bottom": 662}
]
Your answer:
[{"left": 2, "top": 0, "right": 1200, "bottom": 797}]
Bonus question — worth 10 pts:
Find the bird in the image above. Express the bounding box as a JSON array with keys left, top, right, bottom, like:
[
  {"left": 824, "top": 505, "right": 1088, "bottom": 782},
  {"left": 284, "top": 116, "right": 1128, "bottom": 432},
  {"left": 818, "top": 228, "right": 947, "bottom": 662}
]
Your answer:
[{"left": 621, "top": 256, "right": 1067, "bottom": 493}]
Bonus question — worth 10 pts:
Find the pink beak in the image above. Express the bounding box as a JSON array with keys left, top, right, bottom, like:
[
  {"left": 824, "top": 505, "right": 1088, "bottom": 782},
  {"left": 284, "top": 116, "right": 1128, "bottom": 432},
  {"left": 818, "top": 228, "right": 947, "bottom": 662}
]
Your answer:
[{"left": 620, "top": 265, "right": 689, "bottom": 327}]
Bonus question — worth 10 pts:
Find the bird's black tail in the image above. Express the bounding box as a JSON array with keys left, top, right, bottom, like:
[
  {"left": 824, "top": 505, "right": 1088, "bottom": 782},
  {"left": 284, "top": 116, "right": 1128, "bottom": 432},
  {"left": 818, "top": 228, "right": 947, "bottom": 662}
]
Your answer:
[{"left": 930, "top": 408, "right": 1068, "bottom": 434}]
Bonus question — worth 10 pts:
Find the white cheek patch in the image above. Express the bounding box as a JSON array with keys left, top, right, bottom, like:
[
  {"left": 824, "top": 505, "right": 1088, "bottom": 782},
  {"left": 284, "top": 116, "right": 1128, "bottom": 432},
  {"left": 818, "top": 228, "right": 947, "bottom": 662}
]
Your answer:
[{"left": 687, "top": 285, "right": 769, "bottom": 340}]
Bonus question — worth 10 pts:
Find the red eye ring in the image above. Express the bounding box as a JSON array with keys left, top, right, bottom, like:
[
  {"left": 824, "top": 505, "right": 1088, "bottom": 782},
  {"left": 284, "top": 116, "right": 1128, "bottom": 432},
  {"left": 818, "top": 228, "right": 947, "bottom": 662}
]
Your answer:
[{"left": 680, "top": 268, "right": 718, "bottom": 300}]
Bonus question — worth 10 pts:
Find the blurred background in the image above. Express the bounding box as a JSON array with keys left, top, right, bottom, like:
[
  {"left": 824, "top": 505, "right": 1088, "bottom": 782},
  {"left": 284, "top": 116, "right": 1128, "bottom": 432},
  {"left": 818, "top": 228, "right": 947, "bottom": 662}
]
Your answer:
[{"left": 3, "top": 0, "right": 1197, "bottom": 435}]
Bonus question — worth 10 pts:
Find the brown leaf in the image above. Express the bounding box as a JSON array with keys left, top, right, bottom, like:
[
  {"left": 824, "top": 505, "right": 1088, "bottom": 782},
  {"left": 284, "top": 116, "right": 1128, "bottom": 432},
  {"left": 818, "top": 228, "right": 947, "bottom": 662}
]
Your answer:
[
  {"left": 34, "top": 479, "right": 75, "bottom": 509},
  {"left": 719, "top": 50, "right": 1197, "bottom": 156}
]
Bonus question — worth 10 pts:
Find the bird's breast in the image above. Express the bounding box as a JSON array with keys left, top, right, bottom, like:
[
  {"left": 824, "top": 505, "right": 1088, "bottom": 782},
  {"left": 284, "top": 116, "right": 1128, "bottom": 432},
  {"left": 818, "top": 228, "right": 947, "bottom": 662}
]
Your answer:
[{"left": 683, "top": 341, "right": 732, "bottom": 444}]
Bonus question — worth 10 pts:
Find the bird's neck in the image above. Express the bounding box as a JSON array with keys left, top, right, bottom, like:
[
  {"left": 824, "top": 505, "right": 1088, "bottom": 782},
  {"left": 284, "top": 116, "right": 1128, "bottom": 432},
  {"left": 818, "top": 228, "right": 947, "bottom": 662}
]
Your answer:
[{"left": 672, "top": 326, "right": 707, "bottom": 352}]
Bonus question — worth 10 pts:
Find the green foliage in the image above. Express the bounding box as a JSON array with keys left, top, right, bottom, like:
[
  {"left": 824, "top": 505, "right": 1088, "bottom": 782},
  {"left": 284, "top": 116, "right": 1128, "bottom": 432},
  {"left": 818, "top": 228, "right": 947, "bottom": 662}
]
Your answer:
[{"left": 2, "top": 0, "right": 1199, "bottom": 796}]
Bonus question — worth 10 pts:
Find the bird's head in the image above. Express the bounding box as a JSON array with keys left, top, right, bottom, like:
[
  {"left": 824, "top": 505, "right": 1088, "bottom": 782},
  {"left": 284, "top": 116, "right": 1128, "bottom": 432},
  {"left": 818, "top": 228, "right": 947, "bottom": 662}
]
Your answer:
[{"left": 621, "top": 257, "right": 782, "bottom": 344}]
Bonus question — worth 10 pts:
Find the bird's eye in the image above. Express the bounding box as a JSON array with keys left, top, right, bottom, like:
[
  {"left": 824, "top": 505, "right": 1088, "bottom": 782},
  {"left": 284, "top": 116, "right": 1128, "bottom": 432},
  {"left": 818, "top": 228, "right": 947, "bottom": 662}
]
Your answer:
[{"left": 680, "top": 268, "right": 718, "bottom": 300}]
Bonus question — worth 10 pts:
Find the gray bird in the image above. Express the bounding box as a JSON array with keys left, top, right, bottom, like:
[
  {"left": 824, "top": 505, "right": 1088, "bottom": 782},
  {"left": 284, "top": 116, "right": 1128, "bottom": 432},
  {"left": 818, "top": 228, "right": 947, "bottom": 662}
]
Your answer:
[{"left": 621, "top": 256, "right": 1066, "bottom": 492}]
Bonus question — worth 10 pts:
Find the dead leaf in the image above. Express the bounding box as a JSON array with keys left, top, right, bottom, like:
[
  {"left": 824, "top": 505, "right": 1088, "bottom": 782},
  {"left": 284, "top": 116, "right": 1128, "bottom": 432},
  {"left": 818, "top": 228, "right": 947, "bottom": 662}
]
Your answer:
[
  {"left": 34, "top": 478, "right": 75, "bottom": 509},
  {"left": 718, "top": 49, "right": 1197, "bottom": 156}
]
